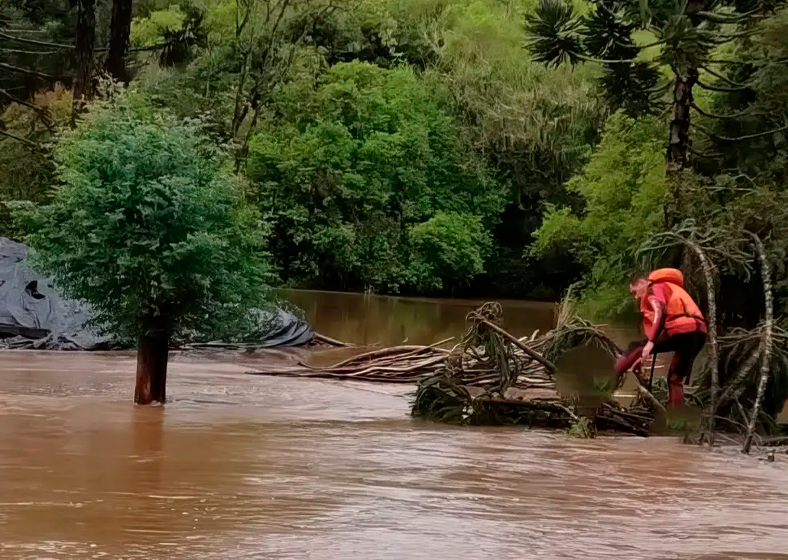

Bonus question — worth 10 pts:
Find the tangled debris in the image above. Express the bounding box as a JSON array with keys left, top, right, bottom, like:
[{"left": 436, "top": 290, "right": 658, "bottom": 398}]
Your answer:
[
  {"left": 247, "top": 300, "right": 663, "bottom": 436},
  {"left": 409, "top": 301, "right": 655, "bottom": 436}
]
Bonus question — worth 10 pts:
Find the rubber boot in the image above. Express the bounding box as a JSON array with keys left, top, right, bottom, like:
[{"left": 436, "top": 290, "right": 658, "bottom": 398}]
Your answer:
[{"left": 667, "top": 373, "right": 685, "bottom": 406}]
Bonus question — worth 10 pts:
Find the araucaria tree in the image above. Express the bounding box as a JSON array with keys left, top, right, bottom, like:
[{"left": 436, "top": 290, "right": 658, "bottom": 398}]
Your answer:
[
  {"left": 17, "top": 90, "right": 269, "bottom": 405},
  {"left": 526, "top": 0, "right": 784, "bottom": 225}
]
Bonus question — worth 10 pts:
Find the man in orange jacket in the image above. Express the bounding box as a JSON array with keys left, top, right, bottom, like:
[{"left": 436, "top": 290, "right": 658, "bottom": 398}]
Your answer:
[{"left": 614, "top": 269, "right": 708, "bottom": 406}]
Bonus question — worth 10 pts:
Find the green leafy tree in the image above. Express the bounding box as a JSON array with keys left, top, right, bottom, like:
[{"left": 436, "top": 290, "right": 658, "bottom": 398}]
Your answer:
[
  {"left": 15, "top": 90, "right": 269, "bottom": 404},
  {"left": 692, "top": 8, "right": 788, "bottom": 183},
  {"left": 131, "top": 0, "right": 337, "bottom": 165},
  {"left": 415, "top": 0, "right": 605, "bottom": 298},
  {"left": 532, "top": 111, "right": 665, "bottom": 317},
  {"left": 408, "top": 212, "right": 492, "bottom": 293},
  {"left": 127, "top": 0, "right": 606, "bottom": 299},
  {"left": 247, "top": 61, "right": 504, "bottom": 294}
]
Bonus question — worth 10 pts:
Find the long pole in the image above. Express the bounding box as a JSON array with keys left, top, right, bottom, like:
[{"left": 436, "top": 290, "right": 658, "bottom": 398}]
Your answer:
[{"left": 647, "top": 353, "right": 658, "bottom": 393}]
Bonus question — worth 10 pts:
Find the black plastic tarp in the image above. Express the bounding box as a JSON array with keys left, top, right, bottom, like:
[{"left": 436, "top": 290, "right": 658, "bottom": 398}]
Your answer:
[{"left": 0, "top": 237, "right": 313, "bottom": 350}]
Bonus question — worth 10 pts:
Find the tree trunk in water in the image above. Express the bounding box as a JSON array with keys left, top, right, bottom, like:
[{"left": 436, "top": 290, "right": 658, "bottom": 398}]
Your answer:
[
  {"left": 683, "top": 238, "right": 718, "bottom": 444},
  {"left": 135, "top": 335, "right": 169, "bottom": 405},
  {"left": 105, "top": 0, "right": 133, "bottom": 83},
  {"left": 71, "top": 0, "right": 96, "bottom": 124},
  {"left": 664, "top": 68, "right": 699, "bottom": 228},
  {"left": 743, "top": 234, "right": 773, "bottom": 454}
]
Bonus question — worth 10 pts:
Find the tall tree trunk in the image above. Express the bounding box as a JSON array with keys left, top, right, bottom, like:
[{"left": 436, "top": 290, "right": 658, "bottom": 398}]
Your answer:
[
  {"left": 666, "top": 70, "right": 699, "bottom": 173},
  {"left": 135, "top": 331, "right": 170, "bottom": 405},
  {"left": 664, "top": 0, "right": 703, "bottom": 227},
  {"left": 743, "top": 234, "right": 773, "bottom": 454},
  {"left": 105, "top": 0, "right": 133, "bottom": 83},
  {"left": 664, "top": 67, "right": 699, "bottom": 228},
  {"left": 71, "top": 0, "right": 96, "bottom": 124}
]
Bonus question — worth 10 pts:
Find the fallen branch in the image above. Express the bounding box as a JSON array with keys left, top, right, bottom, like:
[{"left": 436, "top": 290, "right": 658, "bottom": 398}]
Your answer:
[
  {"left": 474, "top": 317, "right": 558, "bottom": 374},
  {"left": 312, "top": 332, "right": 353, "bottom": 347},
  {"left": 0, "top": 30, "right": 75, "bottom": 49},
  {"left": 0, "top": 128, "right": 38, "bottom": 147},
  {"left": 0, "top": 61, "right": 60, "bottom": 81},
  {"left": 637, "top": 383, "right": 667, "bottom": 415},
  {"left": 329, "top": 342, "right": 450, "bottom": 368}
]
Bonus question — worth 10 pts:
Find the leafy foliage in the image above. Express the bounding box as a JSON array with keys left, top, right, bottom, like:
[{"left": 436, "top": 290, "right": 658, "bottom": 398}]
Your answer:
[
  {"left": 247, "top": 61, "right": 504, "bottom": 294},
  {"left": 419, "top": 0, "right": 605, "bottom": 297},
  {"left": 131, "top": 5, "right": 208, "bottom": 67},
  {"left": 526, "top": 0, "right": 665, "bottom": 116},
  {"left": 524, "top": 0, "right": 761, "bottom": 121},
  {"left": 532, "top": 111, "right": 665, "bottom": 317},
  {"left": 525, "top": 0, "right": 584, "bottom": 66},
  {"left": 599, "top": 62, "right": 662, "bottom": 117},
  {"left": 567, "top": 416, "right": 594, "bottom": 438},
  {"left": 656, "top": 14, "right": 717, "bottom": 73},
  {"left": 582, "top": 5, "right": 637, "bottom": 60},
  {"left": 14, "top": 90, "right": 270, "bottom": 341},
  {"left": 0, "top": 85, "right": 72, "bottom": 238},
  {"left": 408, "top": 212, "right": 491, "bottom": 293}
]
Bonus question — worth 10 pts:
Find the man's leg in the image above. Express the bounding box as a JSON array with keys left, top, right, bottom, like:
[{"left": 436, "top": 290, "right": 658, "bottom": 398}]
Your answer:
[
  {"left": 657, "top": 331, "right": 707, "bottom": 406},
  {"left": 667, "top": 352, "right": 687, "bottom": 406}
]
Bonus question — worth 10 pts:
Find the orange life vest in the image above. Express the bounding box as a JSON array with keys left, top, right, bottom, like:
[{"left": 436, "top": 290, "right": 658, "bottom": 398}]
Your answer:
[
  {"left": 649, "top": 267, "right": 684, "bottom": 288},
  {"left": 641, "top": 268, "right": 707, "bottom": 341}
]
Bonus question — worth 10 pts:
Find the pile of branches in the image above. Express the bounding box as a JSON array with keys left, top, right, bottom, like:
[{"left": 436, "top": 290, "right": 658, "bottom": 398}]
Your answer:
[
  {"left": 638, "top": 221, "right": 787, "bottom": 451},
  {"left": 245, "top": 301, "right": 590, "bottom": 387},
  {"left": 411, "top": 301, "right": 655, "bottom": 436},
  {"left": 245, "top": 340, "right": 452, "bottom": 383},
  {"left": 247, "top": 300, "right": 660, "bottom": 436}
]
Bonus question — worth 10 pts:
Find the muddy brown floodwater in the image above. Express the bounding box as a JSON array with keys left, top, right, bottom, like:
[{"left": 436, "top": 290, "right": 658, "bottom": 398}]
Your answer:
[{"left": 1, "top": 291, "right": 787, "bottom": 560}]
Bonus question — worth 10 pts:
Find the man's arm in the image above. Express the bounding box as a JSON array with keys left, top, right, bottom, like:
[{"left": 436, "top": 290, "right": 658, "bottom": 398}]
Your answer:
[
  {"left": 647, "top": 294, "right": 666, "bottom": 342},
  {"left": 642, "top": 293, "right": 666, "bottom": 362}
]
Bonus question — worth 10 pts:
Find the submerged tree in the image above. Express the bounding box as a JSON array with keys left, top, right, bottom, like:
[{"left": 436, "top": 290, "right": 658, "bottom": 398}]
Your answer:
[{"left": 16, "top": 89, "right": 269, "bottom": 404}]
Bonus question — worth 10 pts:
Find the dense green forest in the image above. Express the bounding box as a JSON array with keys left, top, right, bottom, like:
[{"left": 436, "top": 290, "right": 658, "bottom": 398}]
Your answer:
[
  {"left": 1, "top": 0, "right": 603, "bottom": 299},
  {"left": 2, "top": 0, "right": 788, "bottom": 314}
]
